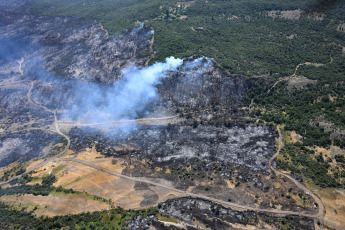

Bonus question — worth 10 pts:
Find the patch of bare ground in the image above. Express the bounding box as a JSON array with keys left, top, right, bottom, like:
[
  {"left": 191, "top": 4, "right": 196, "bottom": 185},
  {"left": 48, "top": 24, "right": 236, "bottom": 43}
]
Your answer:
[
  {"left": 330, "top": 146, "right": 345, "bottom": 157},
  {"left": 307, "top": 182, "right": 345, "bottom": 230},
  {"left": 287, "top": 75, "right": 317, "bottom": 91},
  {"left": 337, "top": 23, "right": 345, "bottom": 33},
  {"left": 307, "top": 12, "right": 325, "bottom": 21},
  {"left": 287, "top": 34, "right": 297, "bottom": 39},
  {"left": 267, "top": 9, "right": 302, "bottom": 20},
  {"left": 0, "top": 193, "right": 110, "bottom": 217},
  {"left": 314, "top": 118, "right": 345, "bottom": 139},
  {"left": 290, "top": 131, "right": 302, "bottom": 143},
  {"left": 176, "top": 1, "right": 195, "bottom": 9},
  {"left": 267, "top": 10, "right": 325, "bottom": 21},
  {"left": 46, "top": 151, "right": 182, "bottom": 209},
  {"left": 228, "top": 15, "right": 239, "bottom": 20}
]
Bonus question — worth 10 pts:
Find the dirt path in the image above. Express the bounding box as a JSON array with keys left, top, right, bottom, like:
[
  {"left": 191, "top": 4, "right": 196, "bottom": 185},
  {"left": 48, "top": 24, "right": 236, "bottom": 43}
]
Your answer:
[
  {"left": 269, "top": 125, "right": 325, "bottom": 229},
  {"left": 26, "top": 81, "right": 53, "bottom": 113},
  {"left": 145, "top": 29, "right": 155, "bottom": 66},
  {"left": 58, "top": 115, "right": 178, "bottom": 127},
  {"left": 267, "top": 57, "right": 333, "bottom": 93},
  {"left": 17, "top": 57, "right": 24, "bottom": 77}
]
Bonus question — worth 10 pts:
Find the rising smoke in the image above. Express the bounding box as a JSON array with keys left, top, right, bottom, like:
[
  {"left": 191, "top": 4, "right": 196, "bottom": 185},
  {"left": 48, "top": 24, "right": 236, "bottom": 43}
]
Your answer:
[
  {"left": 0, "top": 24, "right": 211, "bottom": 138},
  {"left": 62, "top": 57, "right": 184, "bottom": 135},
  {"left": 62, "top": 56, "right": 212, "bottom": 136}
]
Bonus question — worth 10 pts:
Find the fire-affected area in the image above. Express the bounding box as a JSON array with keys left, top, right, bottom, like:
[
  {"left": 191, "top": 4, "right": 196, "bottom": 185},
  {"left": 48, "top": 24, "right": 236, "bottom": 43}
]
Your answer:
[{"left": 0, "top": 1, "right": 320, "bottom": 229}]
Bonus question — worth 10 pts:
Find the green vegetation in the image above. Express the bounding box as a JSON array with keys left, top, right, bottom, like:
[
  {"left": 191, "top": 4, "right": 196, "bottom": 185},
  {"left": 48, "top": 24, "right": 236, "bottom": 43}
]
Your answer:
[
  {"left": 0, "top": 165, "right": 27, "bottom": 182},
  {"left": 1, "top": 175, "right": 73, "bottom": 197},
  {"left": 42, "top": 174, "right": 57, "bottom": 187},
  {"left": 31, "top": 0, "right": 345, "bottom": 74},
  {"left": 277, "top": 142, "right": 343, "bottom": 188},
  {"left": 30, "top": 0, "right": 181, "bottom": 34},
  {"left": 0, "top": 201, "right": 159, "bottom": 230}
]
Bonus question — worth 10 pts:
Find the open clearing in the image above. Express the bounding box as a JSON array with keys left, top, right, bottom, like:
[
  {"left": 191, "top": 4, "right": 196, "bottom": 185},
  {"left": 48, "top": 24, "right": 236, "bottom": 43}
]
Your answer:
[{"left": 0, "top": 193, "right": 110, "bottom": 217}]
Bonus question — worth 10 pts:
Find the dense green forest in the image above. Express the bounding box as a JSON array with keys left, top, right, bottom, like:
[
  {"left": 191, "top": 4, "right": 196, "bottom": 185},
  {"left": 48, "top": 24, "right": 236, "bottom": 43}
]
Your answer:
[{"left": 30, "top": 0, "right": 345, "bottom": 188}]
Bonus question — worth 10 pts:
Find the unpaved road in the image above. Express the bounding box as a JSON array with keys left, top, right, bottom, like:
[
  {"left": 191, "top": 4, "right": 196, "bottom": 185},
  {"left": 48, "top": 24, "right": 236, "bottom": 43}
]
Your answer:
[
  {"left": 58, "top": 115, "right": 178, "bottom": 127},
  {"left": 269, "top": 125, "right": 325, "bottom": 229},
  {"left": 0, "top": 73, "right": 326, "bottom": 227},
  {"left": 59, "top": 157, "right": 320, "bottom": 218}
]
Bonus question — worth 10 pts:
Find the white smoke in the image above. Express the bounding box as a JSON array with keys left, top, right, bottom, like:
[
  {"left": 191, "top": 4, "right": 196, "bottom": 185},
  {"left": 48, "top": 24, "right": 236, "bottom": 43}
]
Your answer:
[{"left": 62, "top": 57, "right": 184, "bottom": 135}]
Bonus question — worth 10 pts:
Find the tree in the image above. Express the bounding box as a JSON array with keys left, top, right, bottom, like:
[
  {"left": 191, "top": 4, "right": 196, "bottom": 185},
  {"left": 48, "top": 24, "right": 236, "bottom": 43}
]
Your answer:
[
  {"left": 42, "top": 174, "right": 57, "bottom": 187},
  {"left": 165, "top": 9, "right": 170, "bottom": 19}
]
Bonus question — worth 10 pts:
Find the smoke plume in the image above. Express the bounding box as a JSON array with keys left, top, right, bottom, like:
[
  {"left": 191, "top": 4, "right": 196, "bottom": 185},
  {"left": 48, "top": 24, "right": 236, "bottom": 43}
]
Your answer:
[{"left": 62, "top": 57, "right": 184, "bottom": 134}]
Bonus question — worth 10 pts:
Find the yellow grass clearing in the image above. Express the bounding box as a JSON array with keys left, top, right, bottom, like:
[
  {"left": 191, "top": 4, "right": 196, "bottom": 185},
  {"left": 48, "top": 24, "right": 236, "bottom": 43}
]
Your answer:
[
  {"left": 75, "top": 146, "right": 105, "bottom": 161},
  {"left": 274, "top": 182, "right": 281, "bottom": 189},
  {"left": 315, "top": 147, "right": 331, "bottom": 157},
  {"left": 307, "top": 182, "right": 345, "bottom": 229},
  {"left": 94, "top": 159, "right": 125, "bottom": 173},
  {"left": 225, "top": 179, "right": 235, "bottom": 189},
  {"left": 0, "top": 193, "right": 110, "bottom": 217},
  {"left": 290, "top": 131, "right": 302, "bottom": 143},
  {"left": 26, "top": 159, "right": 44, "bottom": 172}
]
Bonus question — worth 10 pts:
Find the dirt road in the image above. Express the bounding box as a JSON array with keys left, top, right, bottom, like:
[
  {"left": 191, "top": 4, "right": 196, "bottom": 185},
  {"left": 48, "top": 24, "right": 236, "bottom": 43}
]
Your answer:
[{"left": 269, "top": 125, "right": 325, "bottom": 229}]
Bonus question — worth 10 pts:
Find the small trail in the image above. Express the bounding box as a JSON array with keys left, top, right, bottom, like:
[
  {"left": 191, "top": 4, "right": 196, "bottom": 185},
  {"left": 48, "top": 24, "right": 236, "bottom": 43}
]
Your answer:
[
  {"left": 145, "top": 29, "right": 155, "bottom": 66},
  {"left": 17, "top": 57, "right": 24, "bottom": 77},
  {"left": 267, "top": 57, "right": 333, "bottom": 94},
  {"left": 26, "top": 81, "right": 53, "bottom": 113}
]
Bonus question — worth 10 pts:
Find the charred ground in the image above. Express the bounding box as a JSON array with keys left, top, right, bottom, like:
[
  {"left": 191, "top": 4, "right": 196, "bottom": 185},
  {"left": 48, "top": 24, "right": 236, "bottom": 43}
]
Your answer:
[{"left": 1, "top": 1, "right": 341, "bottom": 229}]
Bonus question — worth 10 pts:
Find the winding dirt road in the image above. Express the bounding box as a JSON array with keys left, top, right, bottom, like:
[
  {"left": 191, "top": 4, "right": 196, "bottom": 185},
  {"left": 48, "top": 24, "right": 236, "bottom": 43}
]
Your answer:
[
  {"left": 0, "top": 66, "right": 326, "bottom": 228},
  {"left": 59, "top": 157, "right": 320, "bottom": 218},
  {"left": 269, "top": 125, "right": 325, "bottom": 229},
  {"left": 56, "top": 125, "right": 326, "bottom": 221}
]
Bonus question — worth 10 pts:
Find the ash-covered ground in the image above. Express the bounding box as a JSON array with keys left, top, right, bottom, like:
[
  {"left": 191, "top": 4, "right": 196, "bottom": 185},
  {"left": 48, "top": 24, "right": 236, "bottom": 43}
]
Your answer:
[
  {"left": 91, "top": 123, "right": 276, "bottom": 172},
  {"left": 0, "top": 0, "right": 153, "bottom": 166},
  {"left": 125, "top": 197, "right": 314, "bottom": 230},
  {"left": 0, "top": 2, "right": 317, "bottom": 229}
]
